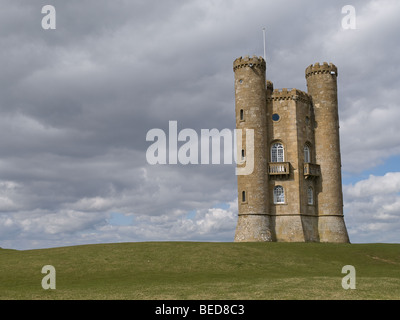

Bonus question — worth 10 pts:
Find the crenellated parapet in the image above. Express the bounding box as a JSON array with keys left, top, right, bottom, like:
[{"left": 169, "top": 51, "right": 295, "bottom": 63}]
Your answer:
[
  {"left": 268, "top": 88, "right": 311, "bottom": 103},
  {"left": 266, "top": 80, "right": 274, "bottom": 93},
  {"left": 305, "top": 62, "right": 338, "bottom": 78},
  {"left": 233, "top": 55, "right": 266, "bottom": 72}
]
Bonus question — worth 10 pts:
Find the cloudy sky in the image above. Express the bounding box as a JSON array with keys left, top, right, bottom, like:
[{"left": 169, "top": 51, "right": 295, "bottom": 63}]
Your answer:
[{"left": 0, "top": 0, "right": 399, "bottom": 249}]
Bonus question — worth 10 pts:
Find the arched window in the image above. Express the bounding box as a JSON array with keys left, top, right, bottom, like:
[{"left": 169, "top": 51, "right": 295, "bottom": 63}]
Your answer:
[
  {"left": 304, "top": 144, "right": 311, "bottom": 163},
  {"left": 273, "top": 186, "right": 285, "bottom": 204},
  {"left": 307, "top": 186, "right": 314, "bottom": 205},
  {"left": 271, "top": 143, "right": 284, "bottom": 162},
  {"left": 240, "top": 109, "right": 244, "bottom": 121},
  {"left": 242, "top": 191, "right": 246, "bottom": 203}
]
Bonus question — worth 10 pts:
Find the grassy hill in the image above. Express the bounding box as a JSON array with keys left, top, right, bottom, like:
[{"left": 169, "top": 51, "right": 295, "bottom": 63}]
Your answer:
[{"left": 0, "top": 242, "right": 399, "bottom": 300}]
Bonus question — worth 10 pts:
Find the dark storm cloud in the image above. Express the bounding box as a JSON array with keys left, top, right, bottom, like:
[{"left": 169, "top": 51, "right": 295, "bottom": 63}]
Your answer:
[{"left": 0, "top": 0, "right": 399, "bottom": 248}]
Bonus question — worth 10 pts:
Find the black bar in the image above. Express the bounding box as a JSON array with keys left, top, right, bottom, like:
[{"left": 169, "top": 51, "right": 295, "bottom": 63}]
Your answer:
[{"left": 0, "top": 300, "right": 395, "bottom": 319}]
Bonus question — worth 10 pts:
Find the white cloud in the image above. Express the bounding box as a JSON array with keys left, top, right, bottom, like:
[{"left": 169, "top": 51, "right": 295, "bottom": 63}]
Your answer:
[
  {"left": 344, "top": 172, "right": 400, "bottom": 243},
  {"left": 4, "top": 209, "right": 108, "bottom": 236},
  {"left": 345, "top": 172, "right": 400, "bottom": 198},
  {"left": 67, "top": 196, "right": 116, "bottom": 212},
  {"left": 340, "top": 102, "right": 400, "bottom": 173},
  {"left": 0, "top": 197, "right": 238, "bottom": 249},
  {"left": 320, "top": 0, "right": 400, "bottom": 173},
  {"left": 0, "top": 181, "right": 22, "bottom": 211},
  {"left": 118, "top": 199, "right": 238, "bottom": 242}
]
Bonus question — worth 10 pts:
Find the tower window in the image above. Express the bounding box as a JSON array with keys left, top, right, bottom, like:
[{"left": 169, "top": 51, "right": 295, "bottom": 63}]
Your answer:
[
  {"left": 271, "top": 143, "right": 284, "bottom": 162},
  {"left": 240, "top": 109, "right": 244, "bottom": 121},
  {"left": 242, "top": 191, "right": 246, "bottom": 203},
  {"left": 241, "top": 149, "right": 245, "bottom": 160},
  {"left": 272, "top": 113, "right": 280, "bottom": 122},
  {"left": 273, "top": 186, "right": 285, "bottom": 204},
  {"left": 307, "top": 186, "right": 314, "bottom": 205},
  {"left": 304, "top": 144, "right": 311, "bottom": 163}
]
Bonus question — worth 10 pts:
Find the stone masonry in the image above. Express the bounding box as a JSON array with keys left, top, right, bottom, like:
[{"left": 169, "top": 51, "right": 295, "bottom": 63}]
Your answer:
[{"left": 234, "top": 55, "right": 350, "bottom": 243}]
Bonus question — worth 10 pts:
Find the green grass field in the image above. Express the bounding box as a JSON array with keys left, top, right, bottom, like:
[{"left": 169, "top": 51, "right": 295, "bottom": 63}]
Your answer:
[{"left": 0, "top": 242, "right": 399, "bottom": 300}]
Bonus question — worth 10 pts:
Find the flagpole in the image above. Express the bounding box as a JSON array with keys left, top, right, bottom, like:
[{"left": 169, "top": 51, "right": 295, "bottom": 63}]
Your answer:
[{"left": 262, "top": 28, "right": 266, "bottom": 63}]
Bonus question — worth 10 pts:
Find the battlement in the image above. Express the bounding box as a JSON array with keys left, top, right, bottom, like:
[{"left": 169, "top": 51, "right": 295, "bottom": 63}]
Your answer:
[
  {"left": 233, "top": 55, "right": 266, "bottom": 72},
  {"left": 266, "top": 80, "right": 274, "bottom": 92},
  {"left": 268, "top": 88, "right": 311, "bottom": 103},
  {"left": 305, "top": 62, "right": 338, "bottom": 78}
]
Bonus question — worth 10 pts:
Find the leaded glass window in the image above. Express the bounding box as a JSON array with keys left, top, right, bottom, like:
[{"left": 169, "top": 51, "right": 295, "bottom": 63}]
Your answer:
[
  {"left": 274, "top": 186, "right": 285, "bottom": 204},
  {"left": 307, "top": 187, "right": 314, "bottom": 205},
  {"left": 304, "top": 145, "right": 310, "bottom": 163},
  {"left": 271, "top": 143, "right": 284, "bottom": 162}
]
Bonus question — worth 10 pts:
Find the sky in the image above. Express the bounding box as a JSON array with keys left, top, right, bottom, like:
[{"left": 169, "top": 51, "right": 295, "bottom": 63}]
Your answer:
[{"left": 0, "top": 0, "right": 399, "bottom": 249}]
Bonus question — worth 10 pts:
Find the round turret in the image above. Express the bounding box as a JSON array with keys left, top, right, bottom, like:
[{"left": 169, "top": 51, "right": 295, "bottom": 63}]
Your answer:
[
  {"left": 306, "top": 62, "right": 349, "bottom": 243},
  {"left": 305, "top": 62, "right": 338, "bottom": 78},
  {"left": 233, "top": 55, "right": 266, "bottom": 72},
  {"left": 233, "top": 55, "right": 272, "bottom": 242}
]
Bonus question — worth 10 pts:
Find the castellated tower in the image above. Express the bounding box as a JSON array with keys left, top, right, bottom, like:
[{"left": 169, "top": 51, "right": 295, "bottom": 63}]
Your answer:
[
  {"left": 305, "top": 63, "right": 350, "bottom": 243},
  {"left": 233, "top": 56, "right": 272, "bottom": 242},
  {"left": 233, "top": 56, "right": 349, "bottom": 243}
]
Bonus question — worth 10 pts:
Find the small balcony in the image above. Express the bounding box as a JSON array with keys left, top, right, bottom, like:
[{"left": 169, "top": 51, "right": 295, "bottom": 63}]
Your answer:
[
  {"left": 304, "top": 163, "right": 320, "bottom": 179},
  {"left": 268, "top": 162, "right": 290, "bottom": 176}
]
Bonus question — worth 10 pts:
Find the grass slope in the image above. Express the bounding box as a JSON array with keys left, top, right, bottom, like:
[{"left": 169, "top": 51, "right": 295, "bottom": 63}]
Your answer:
[{"left": 0, "top": 242, "right": 399, "bottom": 300}]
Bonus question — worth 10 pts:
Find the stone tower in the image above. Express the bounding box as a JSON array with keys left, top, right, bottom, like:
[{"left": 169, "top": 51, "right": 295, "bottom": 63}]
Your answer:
[
  {"left": 233, "top": 56, "right": 272, "bottom": 242},
  {"left": 305, "top": 63, "right": 350, "bottom": 243},
  {"left": 233, "top": 55, "right": 349, "bottom": 243}
]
